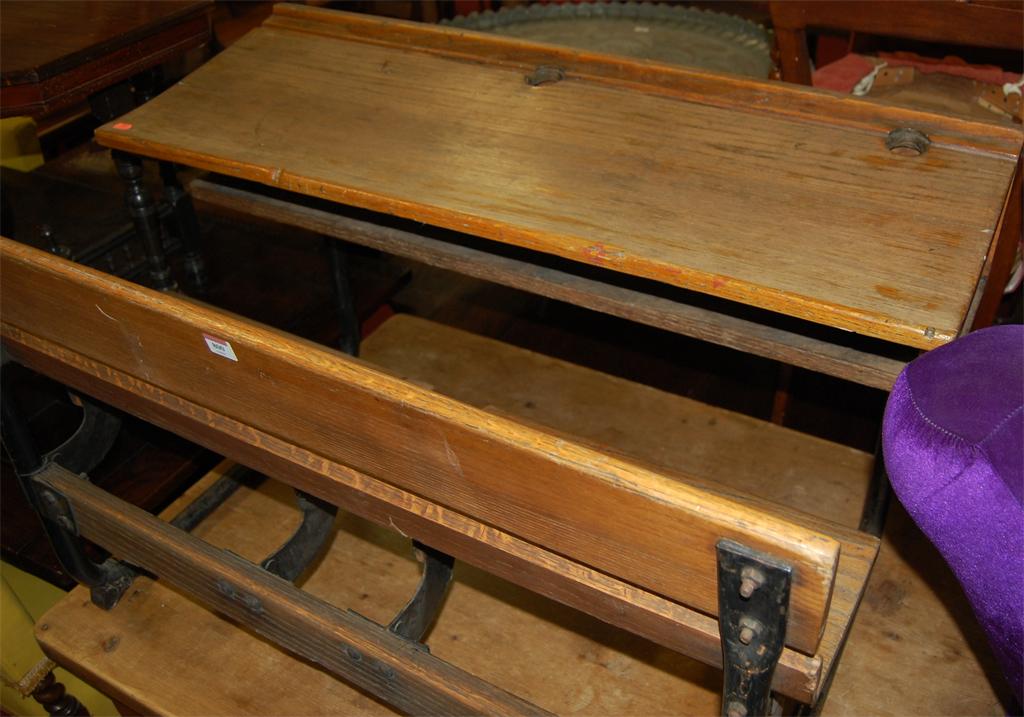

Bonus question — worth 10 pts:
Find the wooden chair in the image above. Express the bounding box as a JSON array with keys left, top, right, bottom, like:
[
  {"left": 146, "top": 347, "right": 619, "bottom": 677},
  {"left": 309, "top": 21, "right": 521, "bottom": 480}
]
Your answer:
[{"left": 0, "top": 238, "right": 881, "bottom": 715}]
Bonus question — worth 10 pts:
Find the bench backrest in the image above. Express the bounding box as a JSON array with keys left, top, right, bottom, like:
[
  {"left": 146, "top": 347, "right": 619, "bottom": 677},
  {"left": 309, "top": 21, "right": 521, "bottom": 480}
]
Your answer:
[{"left": 1, "top": 238, "right": 839, "bottom": 655}]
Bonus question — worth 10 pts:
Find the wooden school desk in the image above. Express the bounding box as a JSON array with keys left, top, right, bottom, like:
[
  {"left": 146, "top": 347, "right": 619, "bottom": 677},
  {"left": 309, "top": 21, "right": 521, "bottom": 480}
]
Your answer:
[{"left": 9, "top": 4, "right": 1023, "bottom": 716}]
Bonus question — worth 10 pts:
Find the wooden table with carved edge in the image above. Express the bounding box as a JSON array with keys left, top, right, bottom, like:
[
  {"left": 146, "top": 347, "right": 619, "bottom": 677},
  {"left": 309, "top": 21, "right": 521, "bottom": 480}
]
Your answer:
[{"left": 77, "top": 4, "right": 1023, "bottom": 714}]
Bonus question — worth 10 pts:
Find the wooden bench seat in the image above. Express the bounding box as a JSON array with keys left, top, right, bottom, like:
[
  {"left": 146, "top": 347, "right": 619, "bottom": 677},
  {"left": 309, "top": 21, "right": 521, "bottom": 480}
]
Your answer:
[
  {"left": 1, "top": 239, "right": 879, "bottom": 712},
  {"left": 31, "top": 315, "right": 1005, "bottom": 715}
]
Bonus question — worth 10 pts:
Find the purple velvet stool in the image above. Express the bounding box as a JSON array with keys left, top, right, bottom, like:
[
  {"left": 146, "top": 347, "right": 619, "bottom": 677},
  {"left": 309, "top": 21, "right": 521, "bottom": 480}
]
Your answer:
[{"left": 883, "top": 324, "right": 1023, "bottom": 702}]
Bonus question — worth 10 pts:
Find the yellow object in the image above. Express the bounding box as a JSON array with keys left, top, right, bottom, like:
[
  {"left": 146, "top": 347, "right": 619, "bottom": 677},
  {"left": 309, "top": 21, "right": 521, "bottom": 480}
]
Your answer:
[
  {"left": 0, "top": 117, "right": 44, "bottom": 171},
  {"left": 1, "top": 562, "right": 118, "bottom": 716}
]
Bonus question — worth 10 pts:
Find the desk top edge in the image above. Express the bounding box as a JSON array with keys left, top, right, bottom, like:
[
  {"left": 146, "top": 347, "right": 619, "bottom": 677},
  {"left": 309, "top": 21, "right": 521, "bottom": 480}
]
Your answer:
[{"left": 265, "top": 4, "right": 1023, "bottom": 158}]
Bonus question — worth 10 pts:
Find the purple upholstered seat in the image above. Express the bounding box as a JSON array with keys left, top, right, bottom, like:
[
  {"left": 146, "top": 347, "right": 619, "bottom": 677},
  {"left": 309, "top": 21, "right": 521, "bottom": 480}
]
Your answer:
[{"left": 883, "top": 324, "right": 1023, "bottom": 701}]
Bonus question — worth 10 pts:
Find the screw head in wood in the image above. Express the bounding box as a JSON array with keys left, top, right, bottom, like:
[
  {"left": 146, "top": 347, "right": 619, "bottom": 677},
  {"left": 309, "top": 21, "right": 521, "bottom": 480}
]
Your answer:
[{"left": 885, "top": 128, "right": 930, "bottom": 156}]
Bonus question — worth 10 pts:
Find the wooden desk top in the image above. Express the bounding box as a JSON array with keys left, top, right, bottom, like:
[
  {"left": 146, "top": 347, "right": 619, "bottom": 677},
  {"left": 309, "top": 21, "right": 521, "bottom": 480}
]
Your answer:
[{"left": 95, "top": 5, "right": 1023, "bottom": 350}]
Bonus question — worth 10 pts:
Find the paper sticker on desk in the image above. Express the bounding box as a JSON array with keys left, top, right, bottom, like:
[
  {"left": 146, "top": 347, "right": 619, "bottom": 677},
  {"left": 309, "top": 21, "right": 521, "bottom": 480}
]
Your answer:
[{"left": 203, "top": 334, "right": 238, "bottom": 362}]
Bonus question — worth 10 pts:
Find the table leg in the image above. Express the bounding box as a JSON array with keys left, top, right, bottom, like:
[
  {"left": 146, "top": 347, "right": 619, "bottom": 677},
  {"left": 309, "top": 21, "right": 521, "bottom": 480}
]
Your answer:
[
  {"left": 858, "top": 441, "right": 892, "bottom": 537},
  {"left": 327, "top": 239, "right": 360, "bottom": 357},
  {"left": 159, "top": 161, "right": 208, "bottom": 293},
  {"left": 112, "top": 151, "right": 176, "bottom": 292}
]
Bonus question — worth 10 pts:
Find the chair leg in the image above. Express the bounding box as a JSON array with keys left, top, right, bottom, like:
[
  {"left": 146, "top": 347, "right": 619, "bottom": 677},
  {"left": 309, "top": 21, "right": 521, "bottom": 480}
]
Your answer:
[{"left": 31, "top": 670, "right": 90, "bottom": 717}]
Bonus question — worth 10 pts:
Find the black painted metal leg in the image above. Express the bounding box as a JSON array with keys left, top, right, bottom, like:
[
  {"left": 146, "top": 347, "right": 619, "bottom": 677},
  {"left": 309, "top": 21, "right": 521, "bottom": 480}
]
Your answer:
[
  {"left": 1, "top": 386, "right": 133, "bottom": 609},
  {"left": 326, "top": 239, "right": 360, "bottom": 357},
  {"left": 168, "top": 465, "right": 253, "bottom": 532},
  {"left": 260, "top": 490, "right": 338, "bottom": 582},
  {"left": 113, "top": 151, "right": 176, "bottom": 291},
  {"left": 717, "top": 539, "right": 792, "bottom": 717},
  {"left": 388, "top": 542, "right": 455, "bottom": 645},
  {"left": 159, "top": 161, "right": 208, "bottom": 293},
  {"left": 858, "top": 439, "right": 892, "bottom": 537}
]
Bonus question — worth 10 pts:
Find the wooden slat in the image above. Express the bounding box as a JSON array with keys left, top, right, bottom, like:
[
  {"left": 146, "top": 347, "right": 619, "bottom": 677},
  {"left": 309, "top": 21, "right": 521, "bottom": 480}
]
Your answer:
[
  {"left": 1, "top": 238, "right": 838, "bottom": 654},
  {"left": 191, "top": 178, "right": 908, "bottom": 390},
  {"left": 32, "top": 464, "right": 549, "bottom": 717},
  {"left": 93, "top": 8, "right": 1021, "bottom": 349}
]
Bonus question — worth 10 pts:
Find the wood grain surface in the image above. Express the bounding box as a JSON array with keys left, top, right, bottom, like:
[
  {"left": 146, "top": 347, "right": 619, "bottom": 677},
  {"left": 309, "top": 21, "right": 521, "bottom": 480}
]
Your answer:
[
  {"left": 33, "top": 464, "right": 550, "bottom": 717},
  {"left": 94, "top": 7, "right": 1021, "bottom": 349},
  {"left": 31, "top": 313, "right": 885, "bottom": 707},
  {"left": 1, "top": 239, "right": 841, "bottom": 654},
  {"left": 7, "top": 327, "right": 823, "bottom": 703}
]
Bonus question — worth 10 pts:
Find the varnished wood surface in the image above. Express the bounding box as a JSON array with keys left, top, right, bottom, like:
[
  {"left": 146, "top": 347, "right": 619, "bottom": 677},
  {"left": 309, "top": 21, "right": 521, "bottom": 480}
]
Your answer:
[
  {"left": 1, "top": 239, "right": 843, "bottom": 655},
  {"left": 191, "top": 178, "right": 910, "bottom": 389},
  {"left": 95, "top": 7, "right": 1022, "bottom": 349},
  {"left": 7, "top": 325, "right": 834, "bottom": 702},
  {"left": 34, "top": 464, "right": 550, "bottom": 717},
  {"left": 34, "top": 312, "right": 883, "bottom": 708},
  {"left": 36, "top": 316, "right": 1003, "bottom": 714},
  {"left": 338, "top": 314, "right": 880, "bottom": 704}
]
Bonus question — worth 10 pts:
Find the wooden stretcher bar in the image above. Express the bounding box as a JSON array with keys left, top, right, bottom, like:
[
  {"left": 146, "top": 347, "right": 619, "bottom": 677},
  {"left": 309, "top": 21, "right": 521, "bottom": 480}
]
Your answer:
[
  {"left": 191, "top": 178, "right": 910, "bottom": 390},
  {"left": 32, "top": 464, "right": 550, "bottom": 717}
]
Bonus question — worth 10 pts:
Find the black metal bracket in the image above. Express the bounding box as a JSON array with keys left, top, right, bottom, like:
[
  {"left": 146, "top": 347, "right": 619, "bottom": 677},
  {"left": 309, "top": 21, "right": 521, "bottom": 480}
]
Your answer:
[
  {"left": 45, "top": 394, "right": 122, "bottom": 476},
  {"left": 31, "top": 478, "right": 136, "bottom": 609},
  {"left": 260, "top": 490, "right": 339, "bottom": 582},
  {"left": 717, "top": 539, "right": 792, "bottom": 717},
  {"left": 2, "top": 382, "right": 134, "bottom": 610},
  {"left": 387, "top": 541, "right": 455, "bottom": 646}
]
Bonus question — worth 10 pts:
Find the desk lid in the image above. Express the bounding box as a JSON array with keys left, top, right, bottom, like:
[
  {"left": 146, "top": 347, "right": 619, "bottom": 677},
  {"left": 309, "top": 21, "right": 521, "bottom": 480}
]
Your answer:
[{"left": 96, "top": 5, "right": 1023, "bottom": 349}]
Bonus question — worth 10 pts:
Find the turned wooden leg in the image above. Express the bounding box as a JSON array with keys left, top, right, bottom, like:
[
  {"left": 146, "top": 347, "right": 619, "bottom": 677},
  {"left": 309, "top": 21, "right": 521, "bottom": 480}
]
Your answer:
[
  {"left": 31, "top": 670, "right": 90, "bottom": 717},
  {"left": 113, "top": 151, "right": 176, "bottom": 291},
  {"left": 159, "top": 161, "right": 207, "bottom": 293}
]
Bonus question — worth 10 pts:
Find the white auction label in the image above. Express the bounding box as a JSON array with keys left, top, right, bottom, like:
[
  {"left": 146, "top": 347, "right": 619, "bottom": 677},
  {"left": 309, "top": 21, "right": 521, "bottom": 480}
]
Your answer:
[{"left": 203, "top": 333, "right": 238, "bottom": 362}]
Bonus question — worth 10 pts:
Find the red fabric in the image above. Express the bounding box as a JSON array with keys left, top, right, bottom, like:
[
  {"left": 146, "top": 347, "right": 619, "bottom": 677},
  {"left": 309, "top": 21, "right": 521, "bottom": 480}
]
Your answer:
[
  {"left": 813, "top": 51, "right": 1022, "bottom": 93},
  {"left": 812, "top": 53, "right": 876, "bottom": 92}
]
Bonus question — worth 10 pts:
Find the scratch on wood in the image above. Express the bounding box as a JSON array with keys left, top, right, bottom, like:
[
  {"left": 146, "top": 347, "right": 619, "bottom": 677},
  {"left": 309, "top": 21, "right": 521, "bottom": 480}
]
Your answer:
[
  {"left": 96, "top": 304, "right": 118, "bottom": 322},
  {"left": 387, "top": 516, "right": 409, "bottom": 538},
  {"left": 443, "top": 436, "right": 463, "bottom": 476}
]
